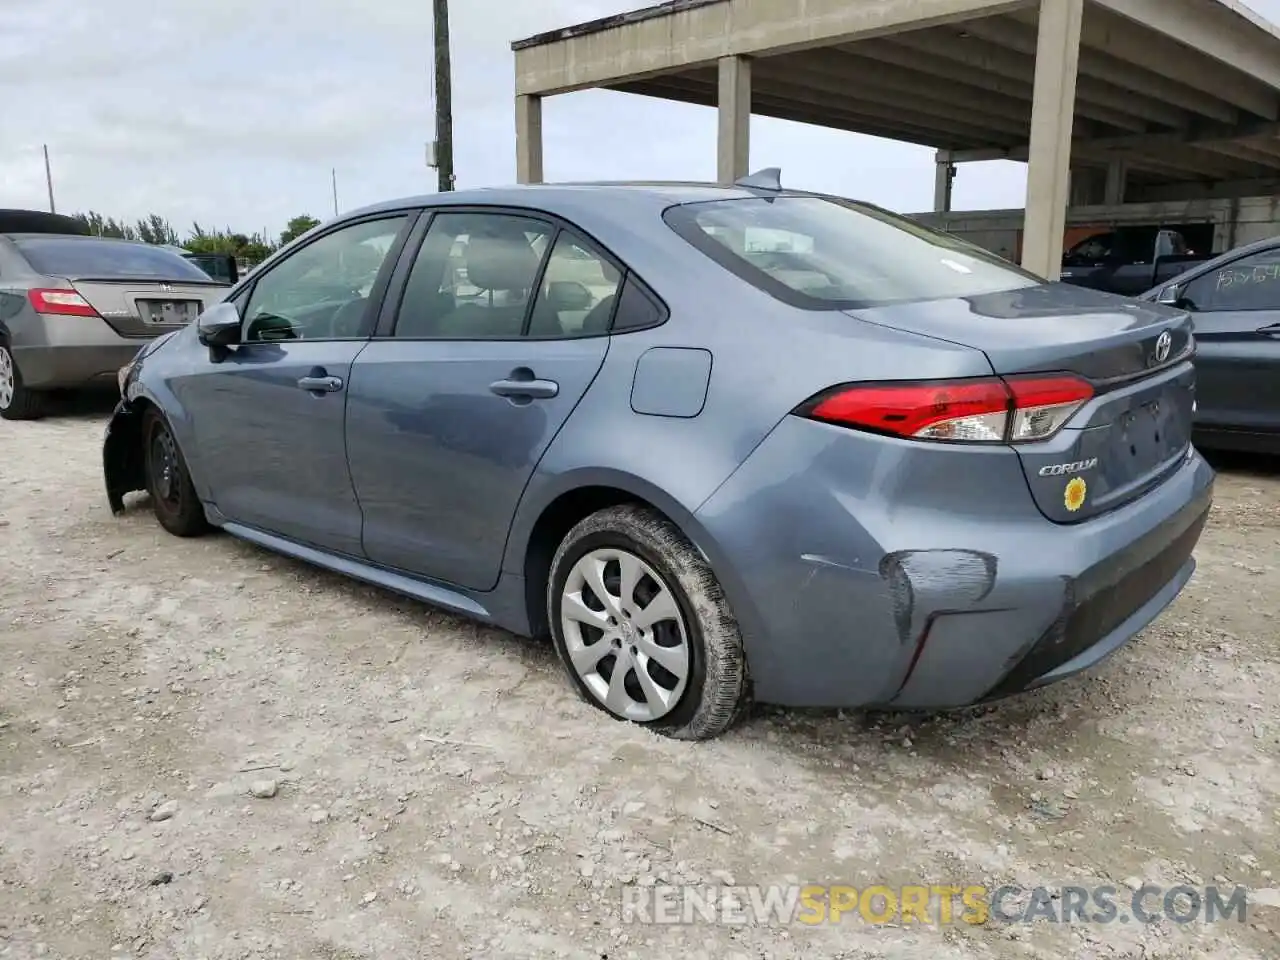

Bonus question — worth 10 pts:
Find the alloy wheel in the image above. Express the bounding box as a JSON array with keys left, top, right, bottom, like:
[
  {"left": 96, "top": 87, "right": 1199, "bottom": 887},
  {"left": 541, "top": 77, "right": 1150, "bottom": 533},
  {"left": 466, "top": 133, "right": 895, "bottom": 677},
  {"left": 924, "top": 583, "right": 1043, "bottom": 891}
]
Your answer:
[
  {"left": 0, "top": 347, "right": 14, "bottom": 410},
  {"left": 560, "top": 547, "right": 691, "bottom": 722}
]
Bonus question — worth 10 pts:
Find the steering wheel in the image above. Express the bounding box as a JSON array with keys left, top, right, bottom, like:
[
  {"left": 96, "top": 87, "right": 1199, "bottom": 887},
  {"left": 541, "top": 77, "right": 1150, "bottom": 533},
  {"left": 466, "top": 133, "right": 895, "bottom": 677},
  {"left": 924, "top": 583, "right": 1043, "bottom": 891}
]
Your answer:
[{"left": 325, "top": 297, "right": 369, "bottom": 338}]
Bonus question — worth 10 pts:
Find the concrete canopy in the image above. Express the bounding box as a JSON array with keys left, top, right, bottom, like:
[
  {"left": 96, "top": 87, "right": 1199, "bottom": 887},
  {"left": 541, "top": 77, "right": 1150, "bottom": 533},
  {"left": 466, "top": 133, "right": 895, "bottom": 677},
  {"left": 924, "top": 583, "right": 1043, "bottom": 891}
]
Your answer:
[{"left": 511, "top": 0, "right": 1280, "bottom": 278}]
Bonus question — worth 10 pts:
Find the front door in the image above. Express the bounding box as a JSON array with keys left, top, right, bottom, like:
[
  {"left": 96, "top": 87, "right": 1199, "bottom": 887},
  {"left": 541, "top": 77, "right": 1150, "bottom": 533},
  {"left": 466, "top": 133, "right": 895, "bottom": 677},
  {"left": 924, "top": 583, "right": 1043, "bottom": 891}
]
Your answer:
[
  {"left": 346, "top": 210, "right": 623, "bottom": 591},
  {"left": 1178, "top": 246, "right": 1280, "bottom": 435},
  {"left": 175, "top": 214, "right": 414, "bottom": 555}
]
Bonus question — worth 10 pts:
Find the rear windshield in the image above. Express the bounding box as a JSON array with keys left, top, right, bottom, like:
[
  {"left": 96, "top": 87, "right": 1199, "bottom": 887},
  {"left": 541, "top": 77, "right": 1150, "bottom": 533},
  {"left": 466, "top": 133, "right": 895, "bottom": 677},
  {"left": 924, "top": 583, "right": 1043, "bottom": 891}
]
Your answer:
[
  {"left": 13, "top": 237, "right": 213, "bottom": 281},
  {"left": 664, "top": 195, "right": 1039, "bottom": 309}
]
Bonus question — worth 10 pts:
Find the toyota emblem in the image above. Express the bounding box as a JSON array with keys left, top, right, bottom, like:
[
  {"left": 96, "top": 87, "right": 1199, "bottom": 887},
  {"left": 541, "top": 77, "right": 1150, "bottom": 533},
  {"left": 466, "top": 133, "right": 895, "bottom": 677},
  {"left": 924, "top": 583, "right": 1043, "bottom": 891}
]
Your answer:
[{"left": 1153, "top": 331, "right": 1172, "bottom": 365}]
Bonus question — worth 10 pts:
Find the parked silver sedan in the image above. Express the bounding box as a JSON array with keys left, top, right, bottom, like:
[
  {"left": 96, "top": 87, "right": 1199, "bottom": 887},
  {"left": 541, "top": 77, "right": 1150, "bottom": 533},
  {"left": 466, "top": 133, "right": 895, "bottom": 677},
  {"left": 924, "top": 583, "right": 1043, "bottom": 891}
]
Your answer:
[{"left": 0, "top": 233, "right": 228, "bottom": 419}]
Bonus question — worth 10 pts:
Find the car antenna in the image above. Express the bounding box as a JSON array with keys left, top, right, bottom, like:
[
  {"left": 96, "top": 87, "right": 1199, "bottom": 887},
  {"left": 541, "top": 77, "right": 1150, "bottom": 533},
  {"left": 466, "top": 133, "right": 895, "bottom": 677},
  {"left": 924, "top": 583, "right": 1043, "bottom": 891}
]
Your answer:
[{"left": 734, "top": 167, "right": 782, "bottom": 191}]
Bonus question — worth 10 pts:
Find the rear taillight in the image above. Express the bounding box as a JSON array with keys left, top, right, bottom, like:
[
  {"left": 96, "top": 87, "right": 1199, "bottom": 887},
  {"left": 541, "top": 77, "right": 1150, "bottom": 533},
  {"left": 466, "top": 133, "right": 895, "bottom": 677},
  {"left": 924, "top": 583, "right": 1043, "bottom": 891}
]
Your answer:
[
  {"left": 799, "top": 374, "right": 1093, "bottom": 444},
  {"left": 28, "top": 288, "right": 99, "bottom": 318}
]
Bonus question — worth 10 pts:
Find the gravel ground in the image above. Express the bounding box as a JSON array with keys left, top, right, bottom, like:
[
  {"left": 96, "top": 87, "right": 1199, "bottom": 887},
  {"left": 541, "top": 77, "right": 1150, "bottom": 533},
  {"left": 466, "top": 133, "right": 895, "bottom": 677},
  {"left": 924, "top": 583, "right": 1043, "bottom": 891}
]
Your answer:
[{"left": 1, "top": 401, "right": 1278, "bottom": 959}]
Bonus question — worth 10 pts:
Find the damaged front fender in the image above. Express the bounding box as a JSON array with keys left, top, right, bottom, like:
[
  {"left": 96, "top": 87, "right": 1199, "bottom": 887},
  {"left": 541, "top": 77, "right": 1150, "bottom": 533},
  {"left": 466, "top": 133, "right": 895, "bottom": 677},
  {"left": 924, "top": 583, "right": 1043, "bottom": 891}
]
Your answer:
[{"left": 104, "top": 400, "right": 147, "bottom": 514}]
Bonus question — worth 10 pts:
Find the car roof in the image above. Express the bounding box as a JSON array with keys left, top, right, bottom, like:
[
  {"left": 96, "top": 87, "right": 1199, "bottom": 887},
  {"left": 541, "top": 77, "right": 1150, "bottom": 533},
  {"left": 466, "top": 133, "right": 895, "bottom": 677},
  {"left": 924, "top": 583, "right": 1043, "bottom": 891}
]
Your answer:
[
  {"left": 343, "top": 181, "right": 814, "bottom": 220},
  {"left": 4, "top": 232, "right": 154, "bottom": 244}
]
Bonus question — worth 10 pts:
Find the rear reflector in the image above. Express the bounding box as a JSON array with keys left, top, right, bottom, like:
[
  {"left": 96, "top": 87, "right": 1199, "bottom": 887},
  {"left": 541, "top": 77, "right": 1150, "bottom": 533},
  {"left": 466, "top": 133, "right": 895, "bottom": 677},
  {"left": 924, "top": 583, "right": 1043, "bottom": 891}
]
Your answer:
[
  {"left": 28, "top": 288, "right": 99, "bottom": 318},
  {"left": 799, "top": 374, "right": 1093, "bottom": 444}
]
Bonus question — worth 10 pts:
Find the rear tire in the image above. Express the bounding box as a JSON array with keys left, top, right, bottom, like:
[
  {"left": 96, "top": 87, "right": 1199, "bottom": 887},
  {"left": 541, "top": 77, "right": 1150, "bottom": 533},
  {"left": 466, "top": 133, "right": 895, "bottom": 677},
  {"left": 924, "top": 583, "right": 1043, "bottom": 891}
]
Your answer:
[
  {"left": 547, "top": 504, "right": 750, "bottom": 740},
  {"left": 0, "top": 343, "right": 48, "bottom": 421},
  {"left": 142, "top": 409, "right": 209, "bottom": 537}
]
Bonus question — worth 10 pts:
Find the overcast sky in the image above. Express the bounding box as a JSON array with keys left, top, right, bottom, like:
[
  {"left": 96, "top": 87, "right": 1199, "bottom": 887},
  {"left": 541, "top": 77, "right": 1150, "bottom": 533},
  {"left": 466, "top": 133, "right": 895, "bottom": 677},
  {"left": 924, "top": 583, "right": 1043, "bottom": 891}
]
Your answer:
[{"left": 2, "top": 0, "right": 1278, "bottom": 241}]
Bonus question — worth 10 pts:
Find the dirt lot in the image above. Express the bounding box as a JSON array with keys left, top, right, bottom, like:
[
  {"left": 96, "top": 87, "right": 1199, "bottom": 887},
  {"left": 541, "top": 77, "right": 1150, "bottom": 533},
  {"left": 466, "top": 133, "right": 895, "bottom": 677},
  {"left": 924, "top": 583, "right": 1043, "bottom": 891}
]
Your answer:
[{"left": 2, "top": 402, "right": 1278, "bottom": 960}]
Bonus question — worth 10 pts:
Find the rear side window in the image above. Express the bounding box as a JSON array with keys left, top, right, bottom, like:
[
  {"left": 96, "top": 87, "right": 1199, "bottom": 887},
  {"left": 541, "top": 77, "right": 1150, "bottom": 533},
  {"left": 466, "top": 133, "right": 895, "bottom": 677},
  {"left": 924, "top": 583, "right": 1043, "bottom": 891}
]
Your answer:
[
  {"left": 664, "top": 196, "right": 1039, "bottom": 310},
  {"left": 1181, "top": 248, "right": 1280, "bottom": 312},
  {"left": 13, "top": 237, "right": 212, "bottom": 281}
]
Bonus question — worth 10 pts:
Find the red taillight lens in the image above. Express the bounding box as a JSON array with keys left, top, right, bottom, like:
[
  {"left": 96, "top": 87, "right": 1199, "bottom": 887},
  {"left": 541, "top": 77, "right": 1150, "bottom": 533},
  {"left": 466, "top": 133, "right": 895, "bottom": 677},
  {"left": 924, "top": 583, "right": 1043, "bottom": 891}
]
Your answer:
[
  {"left": 800, "top": 374, "right": 1093, "bottom": 444},
  {"left": 28, "top": 288, "right": 99, "bottom": 318}
]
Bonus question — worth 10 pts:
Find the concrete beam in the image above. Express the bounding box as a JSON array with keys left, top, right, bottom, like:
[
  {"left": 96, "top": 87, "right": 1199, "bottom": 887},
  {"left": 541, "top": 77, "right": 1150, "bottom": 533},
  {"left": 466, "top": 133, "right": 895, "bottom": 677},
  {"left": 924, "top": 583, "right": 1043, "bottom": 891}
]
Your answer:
[
  {"left": 515, "top": 94, "right": 543, "bottom": 184},
  {"left": 717, "top": 56, "right": 751, "bottom": 183},
  {"left": 850, "top": 34, "right": 1168, "bottom": 132},
  {"left": 794, "top": 48, "right": 1039, "bottom": 132},
  {"left": 1128, "top": 176, "right": 1280, "bottom": 202},
  {"left": 952, "top": 18, "right": 1212, "bottom": 127},
  {"left": 749, "top": 70, "right": 1022, "bottom": 144},
  {"left": 1022, "top": 0, "right": 1083, "bottom": 280},
  {"left": 1017, "top": 5, "right": 1278, "bottom": 119},
  {"left": 948, "top": 119, "right": 1280, "bottom": 163},
  {"left": 620, "top": 76, "right": 987, "bottom": 148},
  {"left": 751, "top": 57, "right": 1029, "bottom": 139},
  {"left": 513, "top": 0, "right": 1034, "bottom": 96},
  {"left": 1092, "top": 0, "right": 1280, "bottom": 96}
]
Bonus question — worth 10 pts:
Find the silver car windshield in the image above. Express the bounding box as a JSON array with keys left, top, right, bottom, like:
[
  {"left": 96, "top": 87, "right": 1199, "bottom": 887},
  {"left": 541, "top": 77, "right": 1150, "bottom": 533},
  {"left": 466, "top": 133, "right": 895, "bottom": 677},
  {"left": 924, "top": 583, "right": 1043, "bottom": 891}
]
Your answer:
[{"left": 666, "top": 195, "right": 1040, "bottom": 309}]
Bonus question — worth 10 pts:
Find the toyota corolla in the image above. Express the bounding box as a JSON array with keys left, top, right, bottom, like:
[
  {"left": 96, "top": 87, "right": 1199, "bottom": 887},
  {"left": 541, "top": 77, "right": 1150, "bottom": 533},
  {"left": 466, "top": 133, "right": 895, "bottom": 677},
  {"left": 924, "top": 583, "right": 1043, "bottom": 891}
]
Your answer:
[{"left": 103, "top": 176, "right": 1214, "bottom": 739}]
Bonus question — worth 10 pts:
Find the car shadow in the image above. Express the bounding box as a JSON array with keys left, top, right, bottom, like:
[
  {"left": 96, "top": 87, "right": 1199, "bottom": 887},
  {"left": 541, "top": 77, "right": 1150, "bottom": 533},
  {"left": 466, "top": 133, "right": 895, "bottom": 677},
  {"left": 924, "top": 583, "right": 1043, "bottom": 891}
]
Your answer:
[
  {"left": 34, "top": 389, "right": 120, "bottom": 421},
  {"left": 1200, "top": 447, "right": 1280, "bottom": 477}
]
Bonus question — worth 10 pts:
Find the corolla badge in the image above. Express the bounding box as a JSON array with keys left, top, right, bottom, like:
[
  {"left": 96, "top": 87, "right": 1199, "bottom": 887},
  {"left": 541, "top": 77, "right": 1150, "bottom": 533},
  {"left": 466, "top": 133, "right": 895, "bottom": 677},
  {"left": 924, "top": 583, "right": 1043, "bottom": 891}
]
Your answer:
[
  {"left": 1038, "top": 457, "right": 1098, "bottom": 477},
  {"left": 1153, "top": 330, "right": 1172, "bottom": 365}
]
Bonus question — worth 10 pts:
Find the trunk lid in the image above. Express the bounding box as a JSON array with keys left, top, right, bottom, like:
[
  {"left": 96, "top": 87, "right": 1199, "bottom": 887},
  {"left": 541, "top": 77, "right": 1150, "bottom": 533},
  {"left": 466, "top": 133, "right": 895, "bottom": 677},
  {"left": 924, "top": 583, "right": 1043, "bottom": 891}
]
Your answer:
[
  {"left": 850, "top": 283, "right": 1196, "bottom": 523},
  {"left": 69, "top": 279, "right": 228, "bottom": 338}
]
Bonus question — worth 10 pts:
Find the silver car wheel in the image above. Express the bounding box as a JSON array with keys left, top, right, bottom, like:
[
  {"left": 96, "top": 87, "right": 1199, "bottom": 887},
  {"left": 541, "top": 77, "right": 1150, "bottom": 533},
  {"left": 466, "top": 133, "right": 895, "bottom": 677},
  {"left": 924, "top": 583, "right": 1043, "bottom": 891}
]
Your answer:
[
  {"left": 0, "top": 347, "right": 14, "bottom": 410},
  {"left": 560, "top": 547, "right": 691, "bottom": 722}
]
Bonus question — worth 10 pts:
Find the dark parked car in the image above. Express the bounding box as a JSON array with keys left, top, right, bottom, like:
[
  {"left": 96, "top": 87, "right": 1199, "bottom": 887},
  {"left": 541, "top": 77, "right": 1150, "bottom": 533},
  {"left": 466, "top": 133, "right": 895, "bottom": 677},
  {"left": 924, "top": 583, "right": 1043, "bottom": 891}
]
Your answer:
[
  {"left": 1059, "top": 226, "right": 1212, "bottom": 297},
  {"left": 1140, "top": 235, "right": 1280, "bottom": 453},
  {"left": 103, "top": 178, "right": 1213, "bottom": 739}
]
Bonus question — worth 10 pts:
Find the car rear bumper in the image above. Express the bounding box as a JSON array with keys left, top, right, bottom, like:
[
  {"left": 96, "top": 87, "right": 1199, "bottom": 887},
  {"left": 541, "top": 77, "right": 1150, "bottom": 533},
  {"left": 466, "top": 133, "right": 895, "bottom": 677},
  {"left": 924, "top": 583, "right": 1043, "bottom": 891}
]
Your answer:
[
  {"left": 10, "top": 316, "right": 148, "bottom": 390},
  {"left": 693, "top": 416, "right": 1215, "bottom": 709}
]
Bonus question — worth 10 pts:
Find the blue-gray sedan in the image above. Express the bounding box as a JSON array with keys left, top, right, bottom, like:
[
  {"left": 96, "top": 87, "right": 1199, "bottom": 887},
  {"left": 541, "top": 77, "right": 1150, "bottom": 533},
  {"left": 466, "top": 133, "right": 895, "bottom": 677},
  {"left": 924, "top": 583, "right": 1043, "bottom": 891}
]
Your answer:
[{"left": 103, "top": 180, "right": 1214, "bottom": 739}]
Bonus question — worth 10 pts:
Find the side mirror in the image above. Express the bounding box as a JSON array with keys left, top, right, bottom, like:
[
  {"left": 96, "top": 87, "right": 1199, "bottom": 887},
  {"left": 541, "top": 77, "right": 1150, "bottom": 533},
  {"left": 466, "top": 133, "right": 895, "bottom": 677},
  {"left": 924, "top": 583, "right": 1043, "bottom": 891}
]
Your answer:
[
  {"left": 1155, "top": 284, "right": 1183, "bottom": 306},
  {"left": 196, "top": 301, "right": 243, "bottom": 347}
]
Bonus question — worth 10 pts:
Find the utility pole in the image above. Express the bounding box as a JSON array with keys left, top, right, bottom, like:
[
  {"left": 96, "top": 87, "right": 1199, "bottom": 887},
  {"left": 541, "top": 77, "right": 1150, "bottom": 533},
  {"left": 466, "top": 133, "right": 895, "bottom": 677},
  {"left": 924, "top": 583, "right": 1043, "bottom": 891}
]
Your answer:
[
  {"left": 331, "top": 168, "right": 339, "bottom": 217},
  {"left": 43, "top": 145, "right": 56, "bottom": 213},
  {"left": 432, "top": 0, "right": 455, "bottom": 191}
]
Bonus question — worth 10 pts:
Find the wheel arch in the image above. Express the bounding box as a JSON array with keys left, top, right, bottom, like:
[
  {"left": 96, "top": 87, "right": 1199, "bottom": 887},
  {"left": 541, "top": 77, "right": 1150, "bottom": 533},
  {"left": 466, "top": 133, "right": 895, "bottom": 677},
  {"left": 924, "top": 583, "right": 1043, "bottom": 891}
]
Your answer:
[{"left": 511, "top": 469, "right": 762, "bottom": 647}]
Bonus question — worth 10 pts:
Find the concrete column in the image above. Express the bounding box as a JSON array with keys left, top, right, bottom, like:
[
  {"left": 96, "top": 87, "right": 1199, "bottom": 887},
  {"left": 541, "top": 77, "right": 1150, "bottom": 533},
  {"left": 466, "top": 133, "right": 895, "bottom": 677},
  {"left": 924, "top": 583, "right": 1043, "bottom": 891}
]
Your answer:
[
  {"left": 717, "top": 56, "right": 751, "bottom": 184},
  {"left": 933, "top": 152, "right": 955, "bottom": 213},
  {"left": 515, "top": 94, "right": 544, "bottom": 185},
  {"left": 1021, "top": 0, "right": 1084, "bottom": 280},
  {"left": 1104, "top": 159, "right": 1127, "bottom": 205}
]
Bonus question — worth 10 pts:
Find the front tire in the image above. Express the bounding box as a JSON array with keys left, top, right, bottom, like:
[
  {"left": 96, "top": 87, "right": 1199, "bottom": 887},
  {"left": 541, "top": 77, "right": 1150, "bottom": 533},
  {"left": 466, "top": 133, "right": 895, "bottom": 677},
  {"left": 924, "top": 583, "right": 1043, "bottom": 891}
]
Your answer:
[
  {"left": 142, "top": 409, "right": 209, "bottom": 537},
  {"left": 547, "top": 504, "right": 750, "bottom": 740},
  {"left": 0, "top": 343, "right": 48, "bottom": 421}
]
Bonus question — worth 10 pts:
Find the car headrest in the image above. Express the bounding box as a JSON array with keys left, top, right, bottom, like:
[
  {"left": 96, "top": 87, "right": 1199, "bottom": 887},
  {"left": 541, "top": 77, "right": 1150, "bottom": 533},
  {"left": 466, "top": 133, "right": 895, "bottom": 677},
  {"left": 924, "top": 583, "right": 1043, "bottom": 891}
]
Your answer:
[{"left": 465, "top": 235, "right": 539, "bottom": 292}]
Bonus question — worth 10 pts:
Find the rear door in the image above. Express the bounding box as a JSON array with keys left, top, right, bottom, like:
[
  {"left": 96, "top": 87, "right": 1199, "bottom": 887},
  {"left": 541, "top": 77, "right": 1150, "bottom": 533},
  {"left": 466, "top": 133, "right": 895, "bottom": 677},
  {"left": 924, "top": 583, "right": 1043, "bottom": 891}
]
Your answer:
[
  {"left": 346, "top": 209, "right": 621, "bottom": 591},
  {"left": 172, "top": 214, "right": 415, "bottom": 555},
  {"left": 1177, "top": 245, "right": 1280, "bottom": 435},
  {"left": 10, "top": 236, "right": 227, "bottom": 337}
]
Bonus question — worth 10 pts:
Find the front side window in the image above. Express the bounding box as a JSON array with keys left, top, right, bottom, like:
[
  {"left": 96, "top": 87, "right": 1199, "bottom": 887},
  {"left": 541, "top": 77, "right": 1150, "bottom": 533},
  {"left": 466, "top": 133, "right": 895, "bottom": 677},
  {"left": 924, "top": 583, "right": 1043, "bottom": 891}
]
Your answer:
[
  {"left": 394, "top": 212, "right": 553, "bottom": 339},
  {"left": 665, "top": 196, "right": 1039, "bottom": 309},
  {"left": 1182, "top": 248, "right": 1280, "bottom": 312},
  {"left": 243, "top": 216, "right": 407, "bottom": 341}
]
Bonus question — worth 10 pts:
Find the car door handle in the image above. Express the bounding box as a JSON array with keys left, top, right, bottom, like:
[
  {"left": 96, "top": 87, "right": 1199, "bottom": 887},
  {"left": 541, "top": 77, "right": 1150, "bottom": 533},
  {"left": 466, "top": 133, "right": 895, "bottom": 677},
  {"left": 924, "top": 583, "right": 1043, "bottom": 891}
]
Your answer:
[
  {"left": 489, "top": 374, "right": 558, "bottom": 400},
  {"left": 297, "top": 375, "right": 344, "bottom": 392}
]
